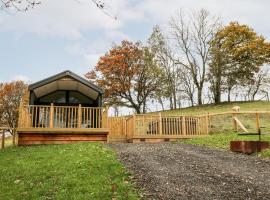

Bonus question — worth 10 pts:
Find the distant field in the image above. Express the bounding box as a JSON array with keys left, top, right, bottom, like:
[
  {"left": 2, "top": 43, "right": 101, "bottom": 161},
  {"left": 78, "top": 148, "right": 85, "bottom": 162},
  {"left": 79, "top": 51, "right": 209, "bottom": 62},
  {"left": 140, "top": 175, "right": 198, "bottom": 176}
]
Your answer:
[
  {"left": 155, "top": 101, "right": 270, "bottom": 116},
  {"left": 0, "top": 143, "right": 139, "bottom": 200}
]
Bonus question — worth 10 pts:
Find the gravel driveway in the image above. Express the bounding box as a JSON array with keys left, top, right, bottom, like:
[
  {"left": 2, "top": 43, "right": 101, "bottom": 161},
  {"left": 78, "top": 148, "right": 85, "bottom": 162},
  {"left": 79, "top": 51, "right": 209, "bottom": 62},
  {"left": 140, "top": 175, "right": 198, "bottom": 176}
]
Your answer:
[{"left": 109, "top": 143, "right": 270, "bottom": 200}]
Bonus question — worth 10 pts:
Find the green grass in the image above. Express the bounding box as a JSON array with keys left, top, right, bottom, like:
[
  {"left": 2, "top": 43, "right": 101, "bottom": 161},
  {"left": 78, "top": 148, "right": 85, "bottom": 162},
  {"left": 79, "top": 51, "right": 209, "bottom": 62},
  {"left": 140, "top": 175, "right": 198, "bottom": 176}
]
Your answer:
[
  {"left": 0, "top": 143, "right": 140, "bottom": 200},
  {"left": 0, "top": 136, "right": 14, "bottom": 149},
  {"left": 178, "top": 132, "right": 270, "bottom": 158},
  {"left": 155, "top": 101, "right": 270, "bottom": 115}
]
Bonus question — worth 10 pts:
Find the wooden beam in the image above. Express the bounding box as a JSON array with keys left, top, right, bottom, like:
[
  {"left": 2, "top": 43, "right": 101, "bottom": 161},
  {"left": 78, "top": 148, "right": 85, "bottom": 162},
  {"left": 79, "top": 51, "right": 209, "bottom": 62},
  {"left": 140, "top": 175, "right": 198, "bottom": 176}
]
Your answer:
[{"left": 233, "top": 117, "right": 248, "bottom": 133}]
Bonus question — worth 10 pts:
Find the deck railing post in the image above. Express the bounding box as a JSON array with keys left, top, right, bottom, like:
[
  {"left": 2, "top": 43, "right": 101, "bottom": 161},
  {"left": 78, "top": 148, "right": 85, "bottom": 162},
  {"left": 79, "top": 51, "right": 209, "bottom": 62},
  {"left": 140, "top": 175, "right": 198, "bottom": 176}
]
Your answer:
[
  {"left": 78, "top": 104, "right": 82, "bottom": 128},
  {"left": 159, "top": 112, "right": 162, "bottom": 135},
  {"left": 102, "top": 106, "right": 109, "bottom": 128},
  {"left": 49, "top": 103, "right": 54, "bottom": 128}
]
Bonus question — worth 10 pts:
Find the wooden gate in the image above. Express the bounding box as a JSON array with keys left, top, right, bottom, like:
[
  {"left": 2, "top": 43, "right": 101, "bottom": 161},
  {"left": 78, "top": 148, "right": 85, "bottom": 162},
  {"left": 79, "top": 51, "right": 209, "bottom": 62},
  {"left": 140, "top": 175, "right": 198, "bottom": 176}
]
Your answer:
[{"left": 108, "top": 117, "right": 127, "bottom": 142}]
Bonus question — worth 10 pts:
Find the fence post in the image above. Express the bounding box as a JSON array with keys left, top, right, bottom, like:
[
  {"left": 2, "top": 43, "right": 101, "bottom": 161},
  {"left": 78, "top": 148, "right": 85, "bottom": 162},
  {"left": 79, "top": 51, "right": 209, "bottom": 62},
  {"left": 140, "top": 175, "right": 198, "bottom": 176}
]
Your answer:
[
  {"left": 133, "top": 115, "right": 136, "bottom": 136},
  {"left": 205, "top": 115, "right": 209, "bottom": 135},
  {"left": 182, "top": 116, "right": 186, "bottom": 136},
  {"left": 256, "top": 112, "right": 260, "bottom": 132},
  {"left": 12, "top": 129, "right": 16, "bottom": 146},
  {"left": 78, "top": 104, "right": 82, "bottom": 128},
  {"left": 1, "top": 130, "right": 5, "bottom": 149},
  {"left": 159, "top": 112, "right": 162, "bottom": 135},
  {"left": 49, "top": 103, "right": 54, "bottom": 128}
]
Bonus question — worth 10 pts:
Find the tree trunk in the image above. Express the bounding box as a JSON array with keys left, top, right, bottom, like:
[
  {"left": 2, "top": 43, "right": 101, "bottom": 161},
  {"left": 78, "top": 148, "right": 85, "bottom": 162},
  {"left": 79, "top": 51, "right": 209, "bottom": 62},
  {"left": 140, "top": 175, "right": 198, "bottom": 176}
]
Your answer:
[
  {"left": 197, "top": 87, "right": 203, "bottom": 105},
  {"left": 227, "top": 89, "right": 231, "bottom": 102},
  {"left": 214, "top": 89, "right": 221, "bottom": 104}
]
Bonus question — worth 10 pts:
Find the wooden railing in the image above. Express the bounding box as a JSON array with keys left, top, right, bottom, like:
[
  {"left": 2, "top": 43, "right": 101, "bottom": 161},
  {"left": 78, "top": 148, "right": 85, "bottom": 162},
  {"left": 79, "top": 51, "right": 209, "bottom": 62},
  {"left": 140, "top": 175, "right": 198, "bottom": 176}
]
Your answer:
[
  {"left": 123, "top": 114, "right": 209, "bottom": 138},
  {"left": 18, "top": 104, "right": 108, "bottom": 129}
]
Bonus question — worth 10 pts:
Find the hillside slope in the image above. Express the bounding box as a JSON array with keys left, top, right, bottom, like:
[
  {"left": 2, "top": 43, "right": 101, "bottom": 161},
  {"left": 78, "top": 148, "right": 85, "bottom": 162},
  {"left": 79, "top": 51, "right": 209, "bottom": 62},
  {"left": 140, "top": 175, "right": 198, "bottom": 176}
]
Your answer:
[{"left": 156, "top": 101, "right": 270, "bottom": 116}]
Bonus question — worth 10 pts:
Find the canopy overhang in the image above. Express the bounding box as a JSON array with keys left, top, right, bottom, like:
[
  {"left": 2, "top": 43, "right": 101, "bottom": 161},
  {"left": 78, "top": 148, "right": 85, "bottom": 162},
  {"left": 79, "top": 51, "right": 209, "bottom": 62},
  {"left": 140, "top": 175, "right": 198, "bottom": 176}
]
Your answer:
[{"left": 29, "top": 70, "right": 103, "bottom": 102}]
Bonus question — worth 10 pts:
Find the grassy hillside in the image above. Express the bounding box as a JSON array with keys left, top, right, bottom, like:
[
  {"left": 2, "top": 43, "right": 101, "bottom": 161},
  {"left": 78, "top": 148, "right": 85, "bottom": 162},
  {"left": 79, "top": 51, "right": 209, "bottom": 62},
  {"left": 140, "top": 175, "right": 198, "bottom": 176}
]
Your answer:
[
  {"left": 156, "top": 101, "right": 270, "bottom": 116},
  {"left": 0, "top": 143, "right": 139, "bottom": 200}
]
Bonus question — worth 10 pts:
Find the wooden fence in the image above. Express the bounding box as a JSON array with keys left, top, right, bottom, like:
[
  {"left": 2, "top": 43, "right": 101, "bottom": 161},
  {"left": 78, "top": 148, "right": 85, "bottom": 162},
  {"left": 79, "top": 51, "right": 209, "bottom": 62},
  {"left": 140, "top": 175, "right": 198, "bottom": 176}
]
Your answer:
[
  {"left": 109, "top": 113, "right": 209, "bottom": 141},
  {"left": 204, "top": 111, "right": 270, "bottom": 134},
  {"left": 0, "top": 127, "right": 16, "bottom": 149}
]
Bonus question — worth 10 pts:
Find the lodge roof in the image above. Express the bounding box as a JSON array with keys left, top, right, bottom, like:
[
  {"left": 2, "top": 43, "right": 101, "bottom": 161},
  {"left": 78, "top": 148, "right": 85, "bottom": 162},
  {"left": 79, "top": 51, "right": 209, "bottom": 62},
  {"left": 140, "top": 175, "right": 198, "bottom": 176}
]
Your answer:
[{"left": 29, "top": 70, "right": 104, "bottom": 94}]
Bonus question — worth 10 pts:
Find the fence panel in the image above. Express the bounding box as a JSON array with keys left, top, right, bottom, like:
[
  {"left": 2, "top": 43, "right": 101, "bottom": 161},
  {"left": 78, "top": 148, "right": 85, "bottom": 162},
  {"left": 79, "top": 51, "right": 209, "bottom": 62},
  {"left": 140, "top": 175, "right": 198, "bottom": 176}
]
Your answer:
[{"left": 108, "top": 117, "right": 127, "bottom": 141}]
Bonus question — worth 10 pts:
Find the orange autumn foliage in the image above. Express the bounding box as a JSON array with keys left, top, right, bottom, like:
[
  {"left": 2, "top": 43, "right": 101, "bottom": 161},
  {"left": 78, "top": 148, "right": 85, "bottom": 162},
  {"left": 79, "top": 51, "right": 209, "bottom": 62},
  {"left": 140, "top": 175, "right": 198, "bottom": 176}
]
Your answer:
[
  {"left": 0, "top": 81, "right": 27, "bottom": 128},
  {"left": 86, "top": 40, "right": 163, "bottom": 113}
]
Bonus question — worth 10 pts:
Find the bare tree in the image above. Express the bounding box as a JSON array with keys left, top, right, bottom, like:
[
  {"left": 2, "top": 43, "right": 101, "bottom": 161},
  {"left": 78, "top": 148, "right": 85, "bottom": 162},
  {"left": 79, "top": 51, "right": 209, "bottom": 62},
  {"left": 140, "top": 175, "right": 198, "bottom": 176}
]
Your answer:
[
  {"left": 178, "top": 67, "right": 196, "bottom": 106},
  {"left": 170, "top": 9, "right": 220, "bottom": 105},
  {"left": 245, "top": 67, "right": 270, "bottom": 101},
  {"left": 148, "top": 25, "right": 180, "bottom": 110}
]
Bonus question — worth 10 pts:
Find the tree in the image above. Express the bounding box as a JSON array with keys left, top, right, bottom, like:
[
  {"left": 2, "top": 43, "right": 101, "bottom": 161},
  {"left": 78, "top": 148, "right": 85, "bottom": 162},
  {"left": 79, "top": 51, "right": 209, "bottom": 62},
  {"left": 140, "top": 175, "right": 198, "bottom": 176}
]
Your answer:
[
  {"left": 85, "top": 40, "right": 164, "bottom": 114},
  {"left": 148, "top": 25, "right": 179, "bottom": 110},
  {"left": 0, "top": 81, "right": 27, "bottom": 129},
  {"left": 209, "top": 22, "right": 270, "bottom": 103},
  {"left": 170, "top": 9, "right": 220, "bottom": 105}
]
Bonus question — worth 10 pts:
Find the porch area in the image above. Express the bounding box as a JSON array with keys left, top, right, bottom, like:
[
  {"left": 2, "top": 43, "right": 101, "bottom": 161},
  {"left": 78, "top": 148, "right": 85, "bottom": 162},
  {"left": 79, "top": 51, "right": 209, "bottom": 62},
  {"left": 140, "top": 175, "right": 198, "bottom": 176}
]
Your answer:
[{"left": 17, "top": 104, "right": 109, "bottom": 145}]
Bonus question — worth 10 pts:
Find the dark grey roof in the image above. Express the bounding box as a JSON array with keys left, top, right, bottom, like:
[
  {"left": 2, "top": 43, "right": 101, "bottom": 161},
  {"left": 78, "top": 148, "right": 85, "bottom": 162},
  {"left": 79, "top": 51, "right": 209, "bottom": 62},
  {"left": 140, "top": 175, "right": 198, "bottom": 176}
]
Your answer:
[{"left": 28, "top": 70, "right": 104, "bottom": 94}]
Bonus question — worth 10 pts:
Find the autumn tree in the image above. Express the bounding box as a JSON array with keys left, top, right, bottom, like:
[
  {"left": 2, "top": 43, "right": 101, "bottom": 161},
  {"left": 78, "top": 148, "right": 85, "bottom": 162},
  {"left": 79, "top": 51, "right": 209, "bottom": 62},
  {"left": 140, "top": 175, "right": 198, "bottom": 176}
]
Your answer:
[
  {"left": 0, "top": 81, "right": 27, "bottom": 129},
  {"left": 170, "top": 9, "right": 220, "bottom": 105},
  {"left": 209, "top": 22, "right": 270, "bottom": 103},
  {"left": 85, "top": 40, "right": 164, "bottom": 114}
]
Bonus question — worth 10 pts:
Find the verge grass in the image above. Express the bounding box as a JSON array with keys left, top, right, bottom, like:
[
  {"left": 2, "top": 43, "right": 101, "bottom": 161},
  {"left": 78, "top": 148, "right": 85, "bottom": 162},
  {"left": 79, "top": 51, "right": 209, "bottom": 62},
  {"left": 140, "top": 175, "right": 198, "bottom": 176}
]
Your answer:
[
  {"left": 178, "top": 132, "right": 270, "bottom": 158},
  {"left": 0, "top": 143, "right": 140, "bottom": 200}
]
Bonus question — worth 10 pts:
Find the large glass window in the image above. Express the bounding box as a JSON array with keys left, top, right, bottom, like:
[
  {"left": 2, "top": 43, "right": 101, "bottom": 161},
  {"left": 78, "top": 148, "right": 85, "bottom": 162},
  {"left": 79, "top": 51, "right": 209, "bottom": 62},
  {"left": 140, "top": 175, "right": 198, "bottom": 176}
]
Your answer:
[
  {"left": 69, "top": 91, "right": 93, "bottom": 104},
  {"left": 39, "top": 91, "right": 66, "bottom": 104},
  {"left": 38, "top": 91, "right": 93, "bottom": 105}
]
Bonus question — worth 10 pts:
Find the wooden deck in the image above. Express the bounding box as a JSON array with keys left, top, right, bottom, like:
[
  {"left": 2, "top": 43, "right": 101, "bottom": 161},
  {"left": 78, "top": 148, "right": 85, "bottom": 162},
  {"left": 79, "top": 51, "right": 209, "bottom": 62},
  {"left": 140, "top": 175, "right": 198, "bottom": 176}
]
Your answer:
[{"left": 17, "top": 128, "right": 109, "bottom": 145}]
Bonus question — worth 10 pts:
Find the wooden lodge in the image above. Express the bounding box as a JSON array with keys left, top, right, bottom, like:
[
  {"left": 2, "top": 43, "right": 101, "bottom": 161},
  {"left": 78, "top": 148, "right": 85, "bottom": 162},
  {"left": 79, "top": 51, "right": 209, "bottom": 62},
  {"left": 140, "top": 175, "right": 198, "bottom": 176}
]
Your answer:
[
  {"left": 17, "top": 70, "right": 109, "bottom": 145},
  {"left": 16, "top": 70, "right": 209, "bottom": 145}
]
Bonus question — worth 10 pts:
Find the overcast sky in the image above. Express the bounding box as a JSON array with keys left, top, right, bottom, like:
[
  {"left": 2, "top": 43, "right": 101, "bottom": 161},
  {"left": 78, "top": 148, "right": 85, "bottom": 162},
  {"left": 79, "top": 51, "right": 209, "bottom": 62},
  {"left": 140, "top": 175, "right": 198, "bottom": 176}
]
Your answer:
[{"left": 0, "top": 0, "right": 269, "bottom": 83}]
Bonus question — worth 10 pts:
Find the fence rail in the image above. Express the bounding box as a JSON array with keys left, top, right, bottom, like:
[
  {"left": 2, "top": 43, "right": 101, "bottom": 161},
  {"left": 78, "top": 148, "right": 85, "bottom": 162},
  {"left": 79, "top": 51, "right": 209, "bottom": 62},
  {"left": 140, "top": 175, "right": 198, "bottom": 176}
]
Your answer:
[
  {"left": 18, "top": 104, "right": 108, "bottom": 129},
  {"left": 121, "top": 114, "right": 209, "bottom": 139}
]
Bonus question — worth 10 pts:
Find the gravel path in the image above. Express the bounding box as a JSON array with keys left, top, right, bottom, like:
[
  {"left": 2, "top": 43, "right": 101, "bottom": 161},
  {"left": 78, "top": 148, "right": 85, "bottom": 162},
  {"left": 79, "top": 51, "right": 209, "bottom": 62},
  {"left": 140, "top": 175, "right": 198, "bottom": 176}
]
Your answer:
[{"left": 109, "top": 143, "right": 270, "bottom": 200}]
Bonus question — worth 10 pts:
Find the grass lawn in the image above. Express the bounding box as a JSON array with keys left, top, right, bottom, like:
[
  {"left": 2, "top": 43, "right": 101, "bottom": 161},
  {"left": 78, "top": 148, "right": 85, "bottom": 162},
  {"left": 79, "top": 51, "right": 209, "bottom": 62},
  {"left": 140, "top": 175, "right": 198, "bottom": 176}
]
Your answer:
[
  {"left": 0, "top": 136, "right": 14, "bottom": 149},
  {"left": 0, "top": 143, "right": 139, "bottom": 200},
  {"left": 178, "top": 132, "right": 270, "bottom": 158}
]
